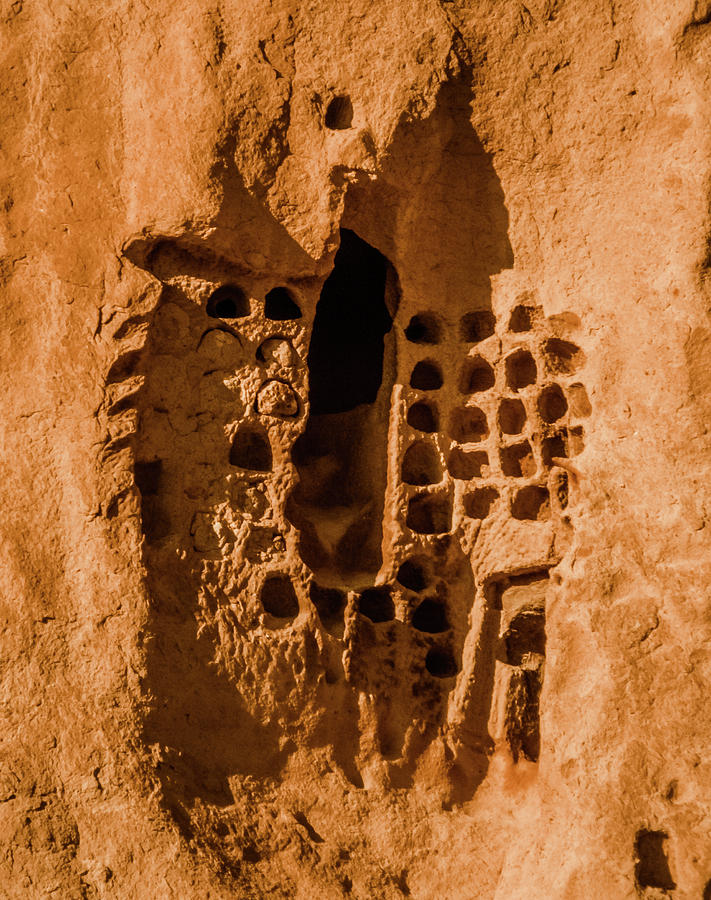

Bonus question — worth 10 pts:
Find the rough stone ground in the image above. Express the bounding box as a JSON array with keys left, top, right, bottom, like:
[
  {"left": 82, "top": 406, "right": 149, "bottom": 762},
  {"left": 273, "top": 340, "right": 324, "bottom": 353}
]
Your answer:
[{"left": 1, "top": 1, "right": 711, "bottom": 897}]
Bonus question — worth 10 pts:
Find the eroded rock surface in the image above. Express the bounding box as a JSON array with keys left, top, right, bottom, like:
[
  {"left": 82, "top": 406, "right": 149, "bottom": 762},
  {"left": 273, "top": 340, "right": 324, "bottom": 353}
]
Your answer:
[{"left": 1, "top": 1, "right": 711, "bottom": 897}]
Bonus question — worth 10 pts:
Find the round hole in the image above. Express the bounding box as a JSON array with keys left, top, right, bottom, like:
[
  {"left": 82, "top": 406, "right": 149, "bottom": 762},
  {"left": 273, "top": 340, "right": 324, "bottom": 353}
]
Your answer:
[
  {"left": 325, "top": 95, "right": 353, "bottom": 130},
  {"left": 396, "top": 557, "right": 429, "bottom": 592},
  {"left": 460, "top": 310, "right": 495, "bottom": 342},
  {"left": 406, "top": 492, "right": 452, "bottom": 535},
  {"left": 459, "top": 356, "right": 495, "bottom": 393},
  {"left": 412, "top": 597, "right": 449, "bottom": 633},
  {"left": 425, "top": 646, "right": 458, "bottom": 678},
  {"left": 410, "top": 360, "right": 443, "bottom": 391},
  {"left": 265, "top": 287, "right": 301, "bottom": 320},
  {"left": 505, "top": 349, "right": 537, "bottom": 391},
  {"left": 538, "top": 384, "right": 568, "bottom": 423},
  {"left": 407, "top": 401, "right": 439, "bottom": 433},
  {"left": 206, "top": 284, "right": 249, "bottom": 319},
  {"left": 260, "top": 574, "right": 299, "bottom": 619},
  {"left": 402, "top": 441, "right": 442, "bottom": 486},
  {"left": 405, "top": 313, "right": 441, "bottom": 344},
  {"left": 498, "top": 398, "right": 527, "bottom": 434},
  {"left": 358, "top": 586, "right": 395, "bottom": 622}
]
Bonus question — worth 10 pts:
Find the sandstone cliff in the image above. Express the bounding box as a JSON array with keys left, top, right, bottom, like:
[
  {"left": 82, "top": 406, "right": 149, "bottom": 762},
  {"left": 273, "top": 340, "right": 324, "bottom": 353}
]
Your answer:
[{"left": 1, "top": 1, "right": 710, "bottom": 897}]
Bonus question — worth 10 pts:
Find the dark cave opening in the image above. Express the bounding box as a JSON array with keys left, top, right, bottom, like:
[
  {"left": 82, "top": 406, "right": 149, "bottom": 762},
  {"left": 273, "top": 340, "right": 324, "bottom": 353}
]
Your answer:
[
  {"left": 287, "top": 228, "right": 398, "bottom": 585},
  {"left": 306, "top": 229, "right": 393, "bottom": 414}
]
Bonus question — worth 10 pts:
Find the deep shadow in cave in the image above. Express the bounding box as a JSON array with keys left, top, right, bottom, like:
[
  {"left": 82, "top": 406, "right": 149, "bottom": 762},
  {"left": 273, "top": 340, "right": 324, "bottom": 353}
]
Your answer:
[{"left": 286, "top": 228, "right": 398, "bottom": 586}]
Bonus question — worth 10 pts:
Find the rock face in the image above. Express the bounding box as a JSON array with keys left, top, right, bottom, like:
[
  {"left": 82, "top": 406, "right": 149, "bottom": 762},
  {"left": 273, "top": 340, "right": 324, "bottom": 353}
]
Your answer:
[{"left": 2, "top": 1, "right": 711, "bottom": 897}]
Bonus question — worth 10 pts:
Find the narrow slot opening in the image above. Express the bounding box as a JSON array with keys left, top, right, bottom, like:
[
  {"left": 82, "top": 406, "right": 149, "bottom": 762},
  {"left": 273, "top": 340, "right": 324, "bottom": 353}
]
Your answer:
[{"left": 287, "top": 228, "right": 397, "bottom": 583}]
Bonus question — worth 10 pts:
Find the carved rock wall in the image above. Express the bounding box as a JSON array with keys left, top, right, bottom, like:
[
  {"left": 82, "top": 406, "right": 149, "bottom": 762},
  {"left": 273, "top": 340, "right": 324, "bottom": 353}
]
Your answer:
[{"left": 1, "top": 1, "right": 711, "bottom": 897}]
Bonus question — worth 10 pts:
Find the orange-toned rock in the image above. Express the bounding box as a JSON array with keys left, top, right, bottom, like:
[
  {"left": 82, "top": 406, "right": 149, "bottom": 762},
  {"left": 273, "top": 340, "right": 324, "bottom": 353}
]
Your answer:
[{"left": 1, "top": 1, "right": 711, "bottom": 897}]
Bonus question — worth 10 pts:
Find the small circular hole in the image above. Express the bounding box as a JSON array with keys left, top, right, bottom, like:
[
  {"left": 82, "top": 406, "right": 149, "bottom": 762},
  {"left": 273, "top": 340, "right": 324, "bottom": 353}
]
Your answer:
[
  {"left": 425, "top": 646, "right": 458, "bottom": 678},
  {"left": 396, "top": 557, "right": 429, "bottom": 592},
  {"left": 505, "top": 349, "right": 537, "bottom": 391},
  {"left": 206, "top": 284, "right": 249, "bottom": 319},
  {"left": 405, "top": 313, "right": 441, "bottom": 344},
  {"left": 538, "top": 384, "right": 568, "bottom": 423},
  {"left": 264, "top": 287, "right": 301, "bottom": 320},
  {"left": 260, "top": 574, "right": 299, "bottom": 620},
  {"left": 410, "top": 360, "right": 443, "bottom": 391},
  {"left": 358, "top": 586, "right": 395, "bottom": 623},
  {"left": 407, "top": 401, "right": 439, "bottom": 433},
  {"left": 325, "top": 95, "right": 353, "bottom": 130},
  {"left": 412, "top": 598, "right": 449, "bottom": 633}
]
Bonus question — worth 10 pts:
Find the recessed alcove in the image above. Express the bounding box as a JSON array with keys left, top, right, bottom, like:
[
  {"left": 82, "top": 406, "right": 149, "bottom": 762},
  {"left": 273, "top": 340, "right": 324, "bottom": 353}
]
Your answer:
[
  {"left": 325, "top": 95, "right": 353, "bottom": 130},
  {"left": 402, "top": 441, "right": 442, "bottom": 486},
  {"left": 206, "top": 284, "right": 249, "bottom": 319},
  {"left": 264, "top": 287, "right": 301, "bottom": 320},
  {"left": 405, "top": 313, "right": 441, "bottom": 344},
  {"left": 407, "top": 400, "right": 439, "bottom": 433},
  {"left": 229, "top": 425, "right": 272, "bottom": 472},
  {"left": 287, "top": 228, "right": 398, "bottom": 582}
]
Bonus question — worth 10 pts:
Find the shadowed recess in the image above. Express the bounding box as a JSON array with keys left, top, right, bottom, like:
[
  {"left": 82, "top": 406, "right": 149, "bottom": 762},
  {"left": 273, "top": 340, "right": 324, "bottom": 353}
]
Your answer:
[
  {"left": 425, "top": 646, "right": 458, "bottom": 678},
  {"left": 634, "top": 830, "right": 676, "bottom": 891},
  {"left": 264, "top": 286, "right": 302, "bottom": 320},
  {"left": 500, "top": 441, "right": 535, "bottom": 477},
  {"left": 207, "top": 284, "right": 249, "bottom": 319},
  {"left": 460, "top": 310, "right": 495, "bottom": 342},
  {"left": 449, "top": 406, "right": 488, "bottom": 443},
  {"left": 460, "top": 356, "right": 495, "bottom": 393},
  {"left": 568, "top": 382, "right": 591, "bottom": 417},
  {"left": 260, "top": 574, "right": 299, "bottom": 620},
  {"left": 310, "top": 583, "right": 347, "bottom": 630},
  {"left": 542, "top": 432, "right": 567, "bottom": 467},
  {"left": 229, "top": 425, "right": 272, "bottom": 471},
  {"left": 396, "top": 557, "right": 429, "bottom": 592},
  {"left": 498, "top": 398, "right": 526, "bottom": 434},
  {"left": 538, "top": 384, "right": 567, "bottom": 423},
  {"left": 511, "top": 485, "right": 550, "bottom": 521},
  {"left": 406, "top": 492, "right": 452, "bottom": 534},
  {"left": 402, "top": 440, "right": 442, "bottom": 486},
  {"left": 448, "top": 449, "right": 488, "bottom": 480},
  {"left": 544, "top": 338, "right": 586, "bottom": 375},
  {"left": 405, "top": 312, "right": 441, "bottom": 344},
  {"left": 358, "top": 586, "right": 395, "bottom": 622},
  {"left": 505, "top": 349, "right": 537, "bottom": 391},
  {"left": 464, "top": 487, "right": 499, "bottom": 519},
  {"left": 135, "top": 459, "right": 168, "bottom": 540},
  {"left": 410, "top": 360, "right": 443, "bottom": 390},
  {"left": 407, "top": 400, "right": 438, "bottom": 433},
  {"left": 412, "top": 597, "right": 449, "bottom": 633},
  {"left": 508, "top": 305, "right": 536, "bottom": 332},
  {"left": 325, "top": 95, "right": 353, "bottom": 130},
  {"left": 287, "top": 228, "right": 397, "bottom": 582}
]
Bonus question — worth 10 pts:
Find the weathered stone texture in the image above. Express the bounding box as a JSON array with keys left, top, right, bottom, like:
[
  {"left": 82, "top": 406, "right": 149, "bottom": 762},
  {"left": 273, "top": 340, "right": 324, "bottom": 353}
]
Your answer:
[{"left": 1, "top": 1, "right": 711, "bottom": 897}]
